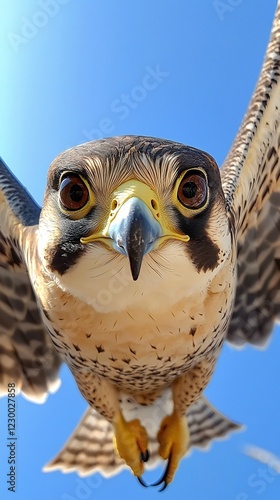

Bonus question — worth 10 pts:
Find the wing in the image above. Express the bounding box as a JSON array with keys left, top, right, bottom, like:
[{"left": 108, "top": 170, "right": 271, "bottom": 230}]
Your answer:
[
  {"left": 221, "top": 1, "right": 280, "bottom": 346},
  {"left": 0, "top": 157, "right": 62, "bottom": 403},
  {"left": 45, "top": 396, "right": 240, "bottom": 477}
]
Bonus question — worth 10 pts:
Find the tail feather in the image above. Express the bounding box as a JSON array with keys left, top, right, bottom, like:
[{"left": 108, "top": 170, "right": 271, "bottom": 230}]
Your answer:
[
  {"left": 44, "top": 396, "right": 242, "bottom": 477},
  {"left": 188, "top": 396, "right": 242, "bottom": 449},
  {"left": 44, "top": 409, "right": 126, "bottom": 477}
]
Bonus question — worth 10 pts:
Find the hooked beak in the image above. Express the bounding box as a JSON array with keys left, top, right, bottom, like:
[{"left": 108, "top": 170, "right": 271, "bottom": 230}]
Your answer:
[
  {"left": 108, "top": 197, "right": 161, "bottom": 281},
  {"left": 80, "top": 180, "right": 189, "bottom": 281}
]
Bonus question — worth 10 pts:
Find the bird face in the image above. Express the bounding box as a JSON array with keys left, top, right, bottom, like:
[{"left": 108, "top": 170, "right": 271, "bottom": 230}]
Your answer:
[{"left": 38, "top": 136, "right": 232, "bottom": 312}]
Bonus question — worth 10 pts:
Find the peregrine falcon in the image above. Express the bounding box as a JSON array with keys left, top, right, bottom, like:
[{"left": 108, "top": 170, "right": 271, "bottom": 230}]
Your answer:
[{"left": 1, "top": 2, "right": 280, "bottom": 491}]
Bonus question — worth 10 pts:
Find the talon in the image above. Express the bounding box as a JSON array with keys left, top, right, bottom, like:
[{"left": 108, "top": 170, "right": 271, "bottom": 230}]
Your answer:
[
  {"left": 151, "top": 453, "right": 173, "bottom": 491},
  {"left": 159, "top": 482, "right": 168, "bottom": 492},
  {"left": 156, "top": 411, "right": 189, "bottom": 487},
  {"left": 140, "top": 449, "right": 150, "bottom": 462},
  {"left": 114, "top": 412, "right": 148, "bottom": 477},
  {"left": 137, "top": 476, "right": 148, "bottom": 487}
]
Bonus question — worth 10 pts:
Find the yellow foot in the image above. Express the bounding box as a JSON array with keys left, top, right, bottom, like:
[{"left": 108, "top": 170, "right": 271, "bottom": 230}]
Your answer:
[
  {"left": 154, "top": 411, "right": 189, "bottom": 490},
  {"left": 113, "top": 412, "right": 149, "bottom": 479}
]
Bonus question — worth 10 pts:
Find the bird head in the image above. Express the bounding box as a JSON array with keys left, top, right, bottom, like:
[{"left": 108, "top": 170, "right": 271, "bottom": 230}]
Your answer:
[{"left": 39, "top": 136, "right": 232, "bottom": 312}]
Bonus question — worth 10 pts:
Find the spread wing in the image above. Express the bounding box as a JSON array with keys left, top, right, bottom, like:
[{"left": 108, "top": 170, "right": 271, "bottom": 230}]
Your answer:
[
  {"left": 221, "top": 1, "right": 280, "bottom": 346},
  {"left": 0, "top": 157, "right": 62, "bottom": 403}
]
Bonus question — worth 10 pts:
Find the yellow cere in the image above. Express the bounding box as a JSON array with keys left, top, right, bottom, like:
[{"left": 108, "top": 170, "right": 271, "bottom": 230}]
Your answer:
[{"left": 80, "top": 179, "right": 190, "bottom": 246}]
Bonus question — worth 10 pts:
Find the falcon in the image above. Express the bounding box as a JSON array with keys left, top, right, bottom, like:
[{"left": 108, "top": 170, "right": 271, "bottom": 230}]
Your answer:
[{"left": 1, "top": 1, "right": 280, "bottom": 491}]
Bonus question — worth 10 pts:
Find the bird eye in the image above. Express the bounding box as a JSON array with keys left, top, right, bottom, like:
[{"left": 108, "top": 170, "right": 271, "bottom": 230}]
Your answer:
[
  {"left": 59, "top": 174, "right": 89, "bottom": 211},
  {"left": 177, "top": 170, "right": 208, "bottom": 209}
]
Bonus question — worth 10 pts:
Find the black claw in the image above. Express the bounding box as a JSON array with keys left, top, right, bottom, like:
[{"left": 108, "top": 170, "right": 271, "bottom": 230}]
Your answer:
[
  {"left": 151, "top": 452, "right": 172, "bottom": 491},
  {"left": 137, "top": 476, "right": 148, "bottom": 487},
  {"left": 140, "top": 449, "right": 150, "bottom": 462},
  {"left": 158, "top": 481, "right": 168, "bottom": 492},
  {"left": 151, "top": 474, "right": 167, "bottom": 488}
]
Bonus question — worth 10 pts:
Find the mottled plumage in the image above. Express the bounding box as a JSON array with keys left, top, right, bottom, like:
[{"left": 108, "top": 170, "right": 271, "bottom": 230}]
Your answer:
[{"left": 1, "top": 1, "right": 280, "bottom": 490}]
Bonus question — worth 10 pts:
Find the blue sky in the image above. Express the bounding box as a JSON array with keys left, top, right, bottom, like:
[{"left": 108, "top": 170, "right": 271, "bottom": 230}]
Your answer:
[{"left": 0, "top": 1, "right": 280, "bottom": 499}]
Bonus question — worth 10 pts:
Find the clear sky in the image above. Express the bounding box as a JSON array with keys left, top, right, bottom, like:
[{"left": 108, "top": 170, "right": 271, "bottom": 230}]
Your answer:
[{"left": 0, "top": 1, "right": 280, "bottom": 499}]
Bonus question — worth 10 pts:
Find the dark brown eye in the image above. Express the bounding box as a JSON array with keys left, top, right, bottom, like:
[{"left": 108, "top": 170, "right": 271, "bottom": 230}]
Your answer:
[
  {"left": 177, "top": 170, "right": 207, "bottom": 209},
  {"left": 59, "top": 174, "right": 89, "bottom": 211}
]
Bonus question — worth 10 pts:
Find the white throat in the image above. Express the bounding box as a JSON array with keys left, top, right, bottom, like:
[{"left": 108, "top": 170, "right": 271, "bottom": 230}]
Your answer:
[{"left": 53, "top": 241, "right": 228, "bottom": 314}]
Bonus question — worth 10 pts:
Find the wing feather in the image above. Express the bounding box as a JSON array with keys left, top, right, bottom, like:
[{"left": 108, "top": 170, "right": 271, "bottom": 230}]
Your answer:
[
  {"left": 221, "top": 2, "right": 280, "bottom": 345},
  {"left": 0, "top": 158, "right": 61, "bottom": 402}
]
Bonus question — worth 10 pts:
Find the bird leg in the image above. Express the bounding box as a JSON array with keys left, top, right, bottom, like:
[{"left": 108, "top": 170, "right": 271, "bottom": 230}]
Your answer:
[
  {"left": 154, "top": 358, "right": 215, "bottom": 489},
  {"left": 153, "top": 410, "right": 189, "bottom": 491},
  {"left": 113, "top": 411, "right": 149, "bottom": 479},
  {"left": 74, "top": 370, "right": 149, "bottom": 481}
]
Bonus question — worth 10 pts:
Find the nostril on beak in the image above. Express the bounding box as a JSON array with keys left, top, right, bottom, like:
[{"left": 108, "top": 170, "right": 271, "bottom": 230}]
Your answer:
[
  {"left": 151, "top": 199, "right": 157, "bottom": 210},
  {"left": 110, "top": 199, "right": 118, "bottom": 216},
  {"left": 150, "top": 199, "right": 160, "bottom": 219},
  {"left": 111, "top": 199, "right": 118, "bottom": 210}
]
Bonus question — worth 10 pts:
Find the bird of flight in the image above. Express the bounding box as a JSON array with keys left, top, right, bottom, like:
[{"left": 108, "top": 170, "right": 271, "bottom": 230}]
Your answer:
[{"left": 1, "top": 1, "right": 280, "bottom": 492}]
